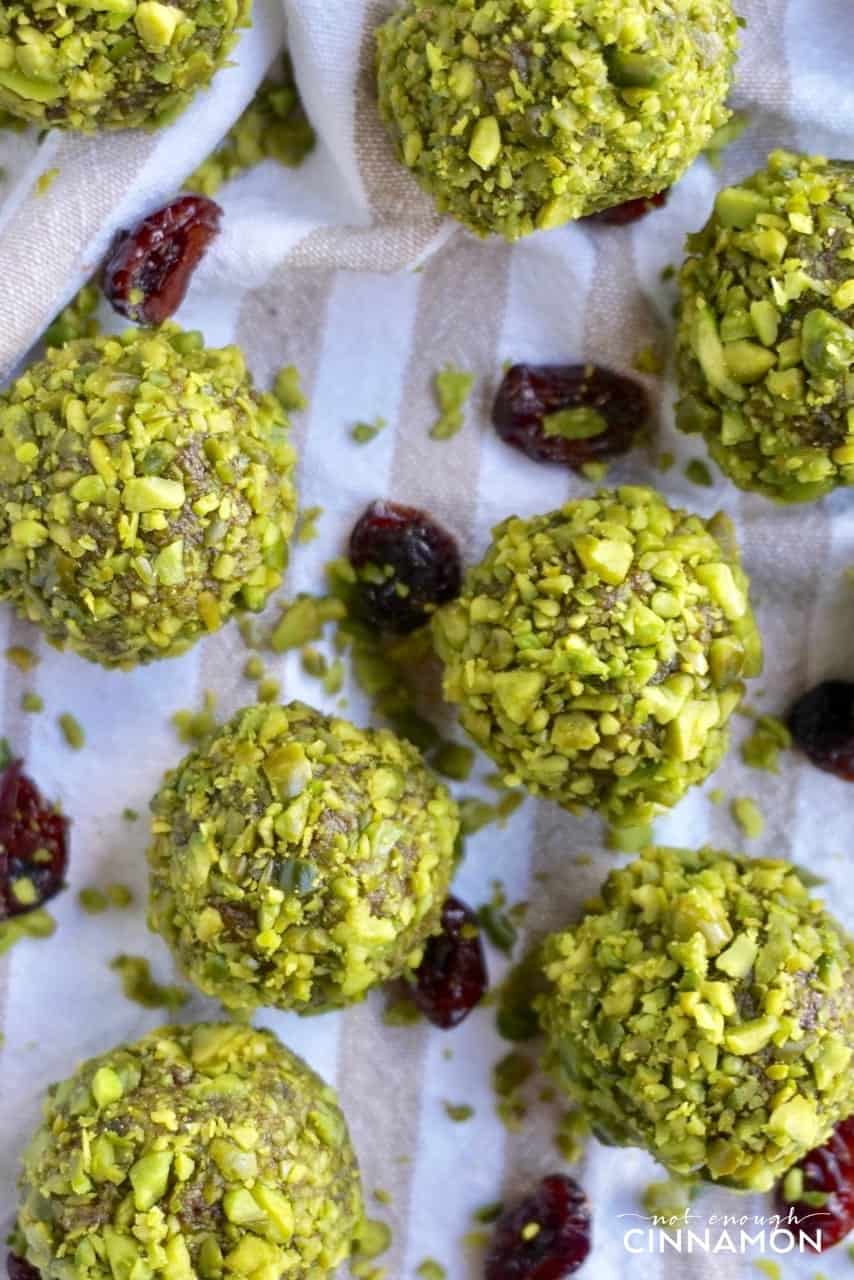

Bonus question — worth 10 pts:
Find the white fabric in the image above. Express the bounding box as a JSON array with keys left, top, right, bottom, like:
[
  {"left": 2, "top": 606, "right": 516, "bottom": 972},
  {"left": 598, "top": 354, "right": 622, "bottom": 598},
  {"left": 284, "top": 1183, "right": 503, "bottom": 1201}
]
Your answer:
[{"left": 1, "top": 3, "right": 854, "bottom": 1278}]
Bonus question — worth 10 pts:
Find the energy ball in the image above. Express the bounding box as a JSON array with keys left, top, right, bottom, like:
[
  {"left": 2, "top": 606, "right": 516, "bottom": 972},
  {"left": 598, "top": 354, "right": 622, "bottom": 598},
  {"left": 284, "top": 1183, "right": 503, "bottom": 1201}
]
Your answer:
[
  {"left": 676, "top": 151, "right": 854, "bottom": 501},
  {"left": 538, "top": 846, "right": 854, "bottom": 1191},
  {"left": 0, "top": 326, "right": 297, "bottom": 668},
  {"left": 148, "top": 701, "right": 459, "bottom": 1013},
  {"left": 432, "top": 486, "right": 761, "bottom": 827},
  {"left": 13, "top": 1022, "right": 363, "bottom": 1280},
  {"left": 375, "top": 0, "right": 739, "bottom": 240},
  {"left": 0, "top": 0, "right": 250, "bottom": 132}
]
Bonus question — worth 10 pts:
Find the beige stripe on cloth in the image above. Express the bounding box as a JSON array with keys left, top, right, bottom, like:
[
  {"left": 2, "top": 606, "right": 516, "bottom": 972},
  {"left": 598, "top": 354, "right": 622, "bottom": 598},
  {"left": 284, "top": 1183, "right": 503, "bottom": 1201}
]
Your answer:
[
  {"left": 0, "top": 131, "right": 157, "bottom": 378},
  {"left": 333, "top": 228, "right": 513, "bottom": 1276}
]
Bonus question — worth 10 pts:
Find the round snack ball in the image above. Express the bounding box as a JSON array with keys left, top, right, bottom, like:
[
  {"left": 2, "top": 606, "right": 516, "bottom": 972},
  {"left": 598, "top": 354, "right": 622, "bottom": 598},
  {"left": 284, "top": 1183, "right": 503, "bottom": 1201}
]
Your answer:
[
  {"left": 432, "top": 486, "right": 762, "bottom": 827},
  {"left": 0, "top": 0, "right": 249, "bottom": 132},
  {"left": 0, "top": 326, "right": 297, "bottom": 668},
  {"left": 538, "top": 846, "right": 854, "bottom": 1191},
  {"left": 13, "top": 1022, "right": 363, "bottom": 1280},
  {"left": 375, "top": 0, "right": 739, "bottom": 240},
  {"left": 676, "top": 151, "right": 854, "bottom": 501},
  {"left": 148, "top": 701, "right": 459, "bottom": 1013}
]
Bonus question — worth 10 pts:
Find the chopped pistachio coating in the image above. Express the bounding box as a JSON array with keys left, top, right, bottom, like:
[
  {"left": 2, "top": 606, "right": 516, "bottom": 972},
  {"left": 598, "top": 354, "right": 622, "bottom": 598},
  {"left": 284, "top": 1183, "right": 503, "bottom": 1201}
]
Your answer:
[
  {"left": 0, "top": 0, "right": 249, "bottom": 132},
  {"left": 0, "top": 326, "right": 297, "bottom": 668},
  {"left": 432, "top": 486, "right": 762, "bottom": 826},
  {"left": 676, "top": 151, "right": 854, "bottom": 501},
  {"left": 538, "top": 846, "right": 854, "bottom": 1191},
  {"left": 14, "top": 1022, "right": 363, "bottom": 1280},
  {"left": 148, "top": 701, "right": 459, "bottom": 1012},
  {"left": 375, "top": 0, "right": 738, "bottom": 240}
]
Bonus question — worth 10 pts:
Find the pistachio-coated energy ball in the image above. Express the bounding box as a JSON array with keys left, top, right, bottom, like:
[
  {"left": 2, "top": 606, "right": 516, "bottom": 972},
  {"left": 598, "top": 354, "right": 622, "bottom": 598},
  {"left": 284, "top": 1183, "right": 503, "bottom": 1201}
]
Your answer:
[
  {"left": 13, "top": 1022, "right": 363, "bottom": 1280},
  {"left": 432, "top": 486, "right": 762, "bottom": 827},
  {"left": 0, "top": 326, "right": 297, "bottom": 668},
  {"left": 538, "top": 846, "right": 854, "bottom": 1191},
  {"left": 0, "top": 0, "right": 250, "bottom": 132},
  {"left": 376, "top": 0, "right": 739, "bottom": 239},
  {"left": 676, "top": 151, "right": 854, "bottom": 501},
  {"left": 148, "top": 702, "right": 459, "bottom": 1013}
]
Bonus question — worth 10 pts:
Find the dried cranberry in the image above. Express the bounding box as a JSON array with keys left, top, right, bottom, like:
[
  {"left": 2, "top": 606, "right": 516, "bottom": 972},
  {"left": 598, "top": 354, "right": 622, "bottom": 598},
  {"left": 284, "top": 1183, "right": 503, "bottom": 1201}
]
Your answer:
[
  {"left": 492, "top": 364, "right": 649, "bottom": 468},
  {"left": 412, "top": 895, "right": 487, "bottom": 1029},
  {"left": 348, "top": 500, "right": 462, "bottom": 633},
  {"left": 103, "top": 195, "right": 222, "bottom": 325},
  {"left": 788, "top": 682, "right": 854, "bottom": 781},
  {"left": 7, "top": 1256, "right": 40, "bottom": 1280},
  {"left": 583, "top": 191, "right": 669, "bottom": 226},
  {"left": 485, "top": 1175, "right": 592, "bottom": 1280},
  {"left": 775, "top": 1115, "right": 854, "bottom": 1251},
  {"left": 0, "top": 760, "right": 69, "bottom": 920}
]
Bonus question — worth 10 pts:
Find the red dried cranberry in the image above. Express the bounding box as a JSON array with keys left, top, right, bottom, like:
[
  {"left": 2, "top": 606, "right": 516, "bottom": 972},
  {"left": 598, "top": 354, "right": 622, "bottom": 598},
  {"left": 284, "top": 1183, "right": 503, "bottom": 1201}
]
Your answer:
[
  {"left": 7, "top": 1256, "right": 40, "bottom": 1280},
  {"left": 0, "top": 760, "right": 69, "bottom": 920},
  {"left": 788, "top": 682, "right": 854, "bottom": 781},
  {"left": 492, "top": 364, "right": 648, "bottom": 469},
  {"left": 485, "top": 1175, "right": 592, "bottom": 1280},
  {"left": 412, "top": 895, "right": 487, "bottom": 1029},
  {"left": 583, "top": 191, "right": 669, "bottom": 226},
  {"left": 103, "top": 195, "right": 222, "bottom": 325},
  {"left": 348, "top": 500, "right": 462, "bottom": 633},
  {"left": 775, "top": 1115, "right": 854, "bottom": 1251}
]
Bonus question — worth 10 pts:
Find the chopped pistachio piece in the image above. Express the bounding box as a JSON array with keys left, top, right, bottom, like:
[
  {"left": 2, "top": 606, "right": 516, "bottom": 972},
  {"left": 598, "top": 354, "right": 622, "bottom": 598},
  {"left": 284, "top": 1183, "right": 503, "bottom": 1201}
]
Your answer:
[
  {"left": 148, "top": 701, "right": 459, "bottom": 1013},
  {"left": 13, "top": 1023, "right": 362, "bottom": 1280},
  {"left": 741, "top": 711, "right": 792, "bottom": 772},
  {"left": 352, "top": 417, "right": 387, "bottom": 444},
  {"left": 109, "top": 955, "right": 188, "bottom": 1011},
  {"left": 376, "top": 0, "right": 739, "bottom": 239},
  {"left": 431, "top": 365, "right": 474, "bottom": 441},
  {"left": 58, "top": 713, "right": 84, "bottom": 750},
  {"left": 731, "top": 795, "right": 765, "bottom": 839},
  {"left": 433, "top": 487, "right": 761, "bottom": 827},
  {"left": 539, "top": 845, "right": 854, "bottom": 1190}
]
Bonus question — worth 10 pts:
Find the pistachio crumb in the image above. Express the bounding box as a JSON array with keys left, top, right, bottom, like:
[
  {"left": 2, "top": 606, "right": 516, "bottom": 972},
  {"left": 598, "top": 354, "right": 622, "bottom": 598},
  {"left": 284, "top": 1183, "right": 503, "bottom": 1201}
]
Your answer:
[
  {"left": 431, "top": 741, "right": 475, "bottom": 782},
  {"left": 684, "top": 458, "right": 714, "bottom": 486},
  {"left": 35, "top": 168, "right": 59, "bottom": 196},
  {"left": 0, "top": 908, "right": 56, "bottom": 955},
  {"left": 6, "top": 646, "right": 38, "bottom": 672},
  {"left": 171, "top": 691, "right": 218, "bottom": 745},
  {"left": 731, "top": 795, "right": 765, "bottom": 839},
  {"left": 297, "top": 504, "right": 323, "bottom": 544},
  {"left": 431, "top": 365, "right": 474, "bottom": 441},
  {"left": 79, "top": 887, "right": 109, "bottom": 915},
  {"left": 21, "top": 692, "right": 44, "bottom": 714},
  {"left": 741, "top": 713, "right": 792, "bottom": 773},
  {"left": 443, "top": 1101, "right": 474, "bottom": 1123},
  {"left": 633, "top": 346, "right": 666, "bottom": 376},
  {"left": 109, "top": 955, "right": 189, "bottom": 1011},
  {"left": 416, "top": 1261, "right": 446, "bottom": 1280},
  {"left": 274, "top": 364, "right": 308, "bottom": 413},
  {"left": 58, "top": 712, "right": 84, "bottom": 750},
  {"left": 752, "top": 1263, "right": 782, "bottom": 1280},
  {"left": 243, "top": 654, "right": 266, "bottom": 681},
  {"left": 352, "top": 417, "right": 387, "bottom": 444},
  {"left": 122, "top": 808, "right": 139, "bottom": 822}
]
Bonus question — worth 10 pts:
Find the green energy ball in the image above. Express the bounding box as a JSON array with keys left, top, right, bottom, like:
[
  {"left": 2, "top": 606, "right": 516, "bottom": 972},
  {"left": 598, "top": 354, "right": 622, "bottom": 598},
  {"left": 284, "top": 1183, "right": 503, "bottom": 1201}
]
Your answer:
[
  {"left": 432, "top": 486, "right": 761, "bottom": 827},
  {"left": 0, "top": 326, "right": 297, "bottom": 668},
  {"left": 0, "top": 0, "right": 250, "bottom": 132},
  {"left": 375, "top": 0, "right": 739, "bottom": 240},
  {"left": 148, "top": 701, "right": 459, "bottom": 1013},
  {"left": 676, "top": 151, "right": 854, "bottom": 501},
  {"left": 538, "top": 846, "right": 854, "bottom": 1191},
  {"left": 14, "top": 1022, "right": 363, "bottom": 1280}
]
